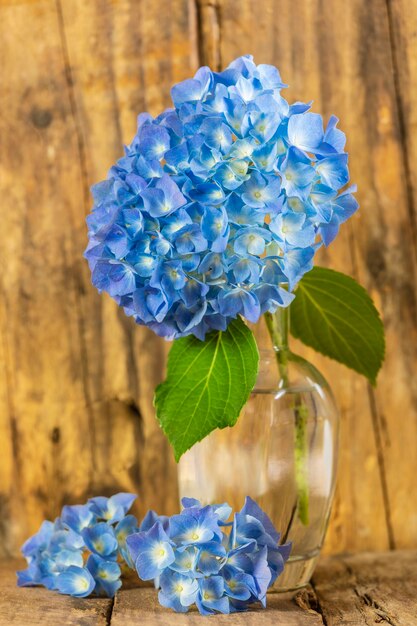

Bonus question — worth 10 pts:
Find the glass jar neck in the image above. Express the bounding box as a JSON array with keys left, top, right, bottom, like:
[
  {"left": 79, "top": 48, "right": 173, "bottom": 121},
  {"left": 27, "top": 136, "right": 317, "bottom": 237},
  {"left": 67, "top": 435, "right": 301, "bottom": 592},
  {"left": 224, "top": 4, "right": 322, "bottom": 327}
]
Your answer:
[{"left": 264, "top": 306, "right": 290, "bottom": 353}]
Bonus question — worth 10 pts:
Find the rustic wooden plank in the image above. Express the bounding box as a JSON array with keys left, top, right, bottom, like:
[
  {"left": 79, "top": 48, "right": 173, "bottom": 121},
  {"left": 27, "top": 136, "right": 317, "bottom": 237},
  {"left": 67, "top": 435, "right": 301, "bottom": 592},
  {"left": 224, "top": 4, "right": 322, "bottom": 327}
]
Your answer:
[
  {"left": 0, "top": 560, "right": 111, "bottom": 626},
  {"left": 0, "top": 0, "right": 97, "bottom": 556},
  {"left": 110, "top": 587, "right": 322, "bottom": 625},
  {"left": 381, "top": 0, "right": 417, "bottom": 550},
  {"left": 3, "top": 553, "right": 417, "bottom": 624},
  {"left": 57, "top": 0, "right": 200, "bottom": 536},
  {"left": 1, "top": 0, "right": 417, "bottom": 562},
  {"left": 312, "top": 550, "right": 417, "bottom": 625},
  {"left": 0, "top": 0, "right": 198, "bottom": 555},
  {"left": 196, "top": 0, "right": 417, "bottom": 554}
]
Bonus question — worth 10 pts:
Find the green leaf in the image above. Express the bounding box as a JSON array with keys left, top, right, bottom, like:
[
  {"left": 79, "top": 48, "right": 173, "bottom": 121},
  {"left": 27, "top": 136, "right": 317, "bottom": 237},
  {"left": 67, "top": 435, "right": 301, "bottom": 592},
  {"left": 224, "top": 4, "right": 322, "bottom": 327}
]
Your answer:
[
  {"left": 290, "top": 267, "right": 385, "bottom": 385},
  {"left": 154, "top": 317, "right": 259, "bottom": 461}
]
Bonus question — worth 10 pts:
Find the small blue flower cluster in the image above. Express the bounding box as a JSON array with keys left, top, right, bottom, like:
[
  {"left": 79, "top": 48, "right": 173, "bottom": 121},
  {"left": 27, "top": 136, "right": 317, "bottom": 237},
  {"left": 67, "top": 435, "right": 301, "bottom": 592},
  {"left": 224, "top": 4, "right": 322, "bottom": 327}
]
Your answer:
[
  {"left": 85, "top": 54, "right": 358, "bottom": 340},
  {"left": 17, "top": 493, "right": 138, "bottom": 598},
  {"left": 126, "top": 496, "right": 291, "bottom": 615}
]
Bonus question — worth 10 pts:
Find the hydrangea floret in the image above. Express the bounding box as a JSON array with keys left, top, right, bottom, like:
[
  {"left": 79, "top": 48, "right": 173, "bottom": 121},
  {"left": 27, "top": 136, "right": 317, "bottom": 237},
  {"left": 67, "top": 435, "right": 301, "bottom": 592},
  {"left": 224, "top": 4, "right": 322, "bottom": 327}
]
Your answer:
[
  {"left": 126, "top": 496, "right": 291, "bottom": 615},
  {"left": 85, "top": 54, "right": 357, "bottom": 341},
  {"left": 17, "top": 493, "right": 138, "bottom": 598}
]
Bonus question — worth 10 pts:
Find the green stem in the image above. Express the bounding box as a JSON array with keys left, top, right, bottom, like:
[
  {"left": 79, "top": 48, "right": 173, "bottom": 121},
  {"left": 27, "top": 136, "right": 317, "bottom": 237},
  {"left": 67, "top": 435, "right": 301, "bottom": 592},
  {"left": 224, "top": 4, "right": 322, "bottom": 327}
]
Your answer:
[
  {"left": 264, "top": 308, "right": 309, "bottom": 526},
  {"left": 294, "top": 399, "right": 309, "bottom": 525},
  {"left": 264, "top": 311, "right": 289, "bottom": 386}
]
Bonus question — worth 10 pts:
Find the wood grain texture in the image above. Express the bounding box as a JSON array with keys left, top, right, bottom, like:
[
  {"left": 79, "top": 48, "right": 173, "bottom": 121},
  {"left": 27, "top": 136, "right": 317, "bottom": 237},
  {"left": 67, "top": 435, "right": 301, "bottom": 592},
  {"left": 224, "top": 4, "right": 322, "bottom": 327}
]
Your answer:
[
  {"left": 312, "top": 550, "right": 417, "bottom": 625},
  {"left": 0, "top": 560, "right": 111, "bottom": 625},
  {"left": 110, "top": 588, "right": 322, "bottom": 626},
  {"left": 0, "top": 0, "right": 197, "bottom": 555},
  {"left": 1, "top": 0, "right": 417, "bottom": 558},
  {"left": 2, "top": 551, "right": 416, "bottom": 625}
]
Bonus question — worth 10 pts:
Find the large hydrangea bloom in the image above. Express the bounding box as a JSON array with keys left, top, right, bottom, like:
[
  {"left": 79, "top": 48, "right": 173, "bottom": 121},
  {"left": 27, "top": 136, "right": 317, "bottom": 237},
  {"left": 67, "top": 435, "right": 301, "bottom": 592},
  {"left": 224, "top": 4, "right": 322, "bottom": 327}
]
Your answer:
[{"left": 85, "top": 55, "right": 358, "bottom": 340}]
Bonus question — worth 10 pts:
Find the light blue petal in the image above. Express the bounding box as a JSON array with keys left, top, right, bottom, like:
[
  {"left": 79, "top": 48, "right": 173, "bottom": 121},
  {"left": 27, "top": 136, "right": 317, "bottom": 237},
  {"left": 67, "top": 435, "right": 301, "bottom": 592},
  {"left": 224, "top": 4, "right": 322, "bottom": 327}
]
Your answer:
[
  {"left": 56, "top": 566, "right": 95, "bottom": 598},
  {"left": 287, "top": 112, "right": 324, "bottom": 151}
]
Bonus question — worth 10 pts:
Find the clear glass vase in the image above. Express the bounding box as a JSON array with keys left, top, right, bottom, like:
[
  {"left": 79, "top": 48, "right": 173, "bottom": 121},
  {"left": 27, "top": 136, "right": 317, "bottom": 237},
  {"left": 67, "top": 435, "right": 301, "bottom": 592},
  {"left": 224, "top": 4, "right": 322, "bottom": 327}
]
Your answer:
[{"left": 178, "top": 307, "right": 339, "bottom": 591}]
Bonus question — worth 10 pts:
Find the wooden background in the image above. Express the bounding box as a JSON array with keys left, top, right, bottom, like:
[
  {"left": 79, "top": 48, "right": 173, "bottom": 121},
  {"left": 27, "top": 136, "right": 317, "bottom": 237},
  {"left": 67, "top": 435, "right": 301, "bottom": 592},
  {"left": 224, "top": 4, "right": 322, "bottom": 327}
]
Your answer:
[{"left": 1, "top": 0, "right": 417, "bottom": 557}]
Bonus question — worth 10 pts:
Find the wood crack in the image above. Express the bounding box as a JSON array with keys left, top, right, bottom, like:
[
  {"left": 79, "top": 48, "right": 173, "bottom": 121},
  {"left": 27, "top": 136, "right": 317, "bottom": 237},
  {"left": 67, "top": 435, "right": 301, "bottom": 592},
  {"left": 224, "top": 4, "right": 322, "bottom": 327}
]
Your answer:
[
  {"left": 385, "top": 0, "right": 417, "bottom": 258},
  {"left": 367, "top": 386, "right": 396, "bottom": 549},
  {"left": 361, "top": 592, "right": 399, "bottom": 626},
  {"left": 345, "top": 560, "right": 400, "bottom": 626},
  {"left": 194, "top": 0, "right": 222, "bottom": 70},
  {"left": 106, "top": 595, "right": 115, "bottom": 626},
  {"left": 55, "top": 0, "right": 97, "bottom": 474},
  {"left": 295, "top": 587, "right": 329, "bottom": 626},
  {"left": 55, "top": 0, "right": 90, "bottom": 211}
]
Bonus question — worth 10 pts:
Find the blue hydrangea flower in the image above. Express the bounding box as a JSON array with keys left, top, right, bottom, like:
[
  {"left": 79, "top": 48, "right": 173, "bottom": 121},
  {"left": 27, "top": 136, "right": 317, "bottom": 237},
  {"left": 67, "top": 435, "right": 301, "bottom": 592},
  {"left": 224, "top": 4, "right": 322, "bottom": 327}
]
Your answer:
[
  {"left": 17, "top": 492, "right": 137, "bottom": 598},
  {"left": 125, "top": 522, "right": 175, "bottom": 580},
  {"left": 115, "top": 514, "right": 139, "bottom": 568},
  {"left": 88, "top": 493, "right": 137, "bottom": 523},
  {"left": 158, "top": 570, "right": 199, "bottom": 613},
  {"left": 86, "top": 554, "right": 122, "bottom": 597},
  {"left": 196, "top": 576, "right": 230, "bottom": 615},
  {"left": 127, "top": 496, "right": 291, "bottom": 615},
  {"left": 56, "top": 566, "right": 96, "bottom": 598},
  {"left": 82, "top": 522, "right": 119, "bottom": 559},
  {"left": 85, "top": 55, "right": 358, "bottom": 340},
  {"left": 169, "top": 504, "right": 223, "bottom": 545}
]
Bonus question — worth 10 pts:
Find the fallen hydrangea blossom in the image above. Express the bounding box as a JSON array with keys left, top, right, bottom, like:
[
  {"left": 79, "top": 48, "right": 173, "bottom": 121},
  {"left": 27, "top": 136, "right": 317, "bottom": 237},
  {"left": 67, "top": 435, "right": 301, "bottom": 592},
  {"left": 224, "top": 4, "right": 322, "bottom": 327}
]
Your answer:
[
  {"left": 126, "top": 496, "right": 291, "bottom": 614},
  {"left": 17, "top": 493, "right": 138, "bottom": 598}
]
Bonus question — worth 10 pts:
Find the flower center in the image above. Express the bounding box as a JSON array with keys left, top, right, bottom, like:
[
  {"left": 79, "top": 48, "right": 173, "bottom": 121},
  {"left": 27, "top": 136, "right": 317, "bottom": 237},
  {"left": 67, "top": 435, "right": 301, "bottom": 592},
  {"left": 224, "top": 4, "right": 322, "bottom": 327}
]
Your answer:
[
  {"left": 191, "top": 532, "right": 199, "bottom": 540},
  {"left": 254, "top": 191, "right": 262, "bottom": 199}
]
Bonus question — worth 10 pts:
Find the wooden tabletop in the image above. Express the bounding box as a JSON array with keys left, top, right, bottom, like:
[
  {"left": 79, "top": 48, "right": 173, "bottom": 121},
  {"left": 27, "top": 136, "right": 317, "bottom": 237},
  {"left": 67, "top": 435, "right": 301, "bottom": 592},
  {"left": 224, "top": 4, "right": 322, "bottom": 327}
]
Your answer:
[{"left": 1, "top": 550, "right": 416, "bottom": 625}]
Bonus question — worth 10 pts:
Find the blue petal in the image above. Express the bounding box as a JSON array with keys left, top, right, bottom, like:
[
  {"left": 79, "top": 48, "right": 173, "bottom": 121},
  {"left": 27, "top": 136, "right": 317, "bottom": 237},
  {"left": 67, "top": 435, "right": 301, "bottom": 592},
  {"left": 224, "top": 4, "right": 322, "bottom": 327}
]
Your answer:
[
  {"left": 239, "top": 496, "right": 280, "bottom": 543},
  {"left": 21, "top": 521, "right": 54, "bottom": 558},
  {"left": 137, "top": 124, "right": 170, "bottom": 160},
  {"left": 287, "top": 112, "right": 324, "bottom": 151},
  {"left": 324, "top": 115, "right": 346, "bottom": 152},
  {"left": 197, "top": 541, "right": 227, "bottom": 575},
  {"left": 126, "top": 523, "right": 175, "bottom": 581},
  {"left": 218, "top": 288, "right": 261, "bottom": 323},
  {"left": 171, "top": 71, "right": 212, "bottom": 108},
  {"left": 61, "top": 504, "right": 94, "bottom": 535},
  {"left": 199, "top": 252, "right": 225, "bottom": 280},
  {"left": 201, "top": 206, "right": 228, "bottom": 241},
  {"left": 316, "top": 153, "right": 349, "bottom": 190},
  {"left": 56, "top": 566, "right": 96, "bottom": 598},
  {"left": 106, "top": 263, "right": 137, "bottom": 297},
  {"left": 82, "top": 523, "right": 118, "bottom": 558},
  {"left": 188, "top": 182, "right": 226, "bottom": 205},
  {"left": 86, "top": 554, "right": 121, "bottom": 596},
  {"left": 141, "top": 175, "right": 186, "bottom": 217}
]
